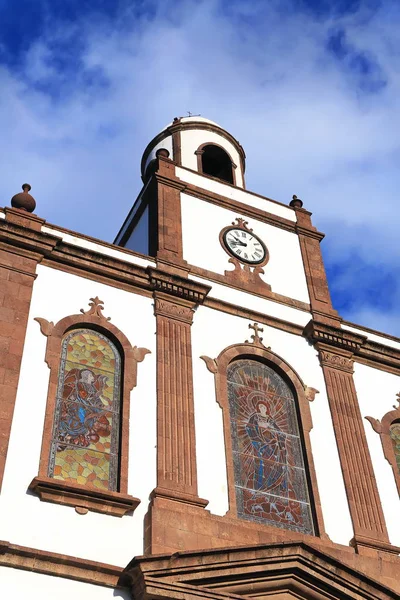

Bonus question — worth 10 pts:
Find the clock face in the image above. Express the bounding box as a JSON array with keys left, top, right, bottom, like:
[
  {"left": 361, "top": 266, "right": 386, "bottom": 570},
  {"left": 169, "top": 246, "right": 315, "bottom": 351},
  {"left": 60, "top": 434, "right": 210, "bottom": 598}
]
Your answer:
[{"left": 223, "top": 228, "right": 267, "bottom": 264}]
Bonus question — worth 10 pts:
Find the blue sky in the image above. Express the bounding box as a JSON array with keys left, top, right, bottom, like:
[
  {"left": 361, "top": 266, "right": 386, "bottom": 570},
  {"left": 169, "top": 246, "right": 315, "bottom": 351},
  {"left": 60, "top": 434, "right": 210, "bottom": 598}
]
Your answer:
[{"left": 1, "top": 0, "right": 399, "bottom": 335}]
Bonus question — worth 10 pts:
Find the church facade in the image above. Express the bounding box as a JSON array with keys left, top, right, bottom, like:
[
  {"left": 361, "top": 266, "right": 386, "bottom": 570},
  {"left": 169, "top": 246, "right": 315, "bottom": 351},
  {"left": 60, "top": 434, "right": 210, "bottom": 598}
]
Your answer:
[{"left": 0, "top": 116, "right": 399, "bottom": 599}]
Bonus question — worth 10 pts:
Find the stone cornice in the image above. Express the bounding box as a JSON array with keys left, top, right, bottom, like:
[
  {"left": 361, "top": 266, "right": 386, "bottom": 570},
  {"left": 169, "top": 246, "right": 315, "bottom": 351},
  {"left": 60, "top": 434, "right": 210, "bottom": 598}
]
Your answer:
[
  {"left": 304, "top": 320, "right": 367, "bottom": 353},
  {"left": 147, "top": 267, "right": 211, "bottom": 304},
  {"left": 305, "top": 319, "right": 400, "bottom": 376}
]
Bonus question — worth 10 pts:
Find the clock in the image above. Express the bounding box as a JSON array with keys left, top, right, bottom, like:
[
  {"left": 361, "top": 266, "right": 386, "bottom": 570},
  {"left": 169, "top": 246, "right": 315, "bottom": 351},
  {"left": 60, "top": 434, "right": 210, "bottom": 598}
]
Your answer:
[{"left": 221, "top": 225, "right": 268, "bottom": 265}]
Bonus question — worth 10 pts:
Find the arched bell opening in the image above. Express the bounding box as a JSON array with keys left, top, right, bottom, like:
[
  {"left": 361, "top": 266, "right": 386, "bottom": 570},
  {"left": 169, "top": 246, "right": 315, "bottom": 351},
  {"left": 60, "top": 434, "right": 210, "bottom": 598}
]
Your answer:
[{"left": 197, "top": 144, "right": 235, "bottom": 184}]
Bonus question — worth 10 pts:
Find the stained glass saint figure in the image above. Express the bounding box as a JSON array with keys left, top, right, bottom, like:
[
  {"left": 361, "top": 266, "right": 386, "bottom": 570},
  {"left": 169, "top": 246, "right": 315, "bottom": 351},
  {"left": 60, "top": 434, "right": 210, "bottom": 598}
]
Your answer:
[
  {"left": 49, "top": 329, "right": 121, "bottom": 491},
  {"left": 227, "top": 359, "right": 314, "bottom": 534}
]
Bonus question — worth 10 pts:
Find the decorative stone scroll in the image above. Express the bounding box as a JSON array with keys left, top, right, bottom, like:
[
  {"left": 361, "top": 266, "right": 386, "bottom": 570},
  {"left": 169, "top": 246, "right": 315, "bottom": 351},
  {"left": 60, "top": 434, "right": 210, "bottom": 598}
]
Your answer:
[{"left": 366, "top": 393, "right": 400, "bottom": 497}]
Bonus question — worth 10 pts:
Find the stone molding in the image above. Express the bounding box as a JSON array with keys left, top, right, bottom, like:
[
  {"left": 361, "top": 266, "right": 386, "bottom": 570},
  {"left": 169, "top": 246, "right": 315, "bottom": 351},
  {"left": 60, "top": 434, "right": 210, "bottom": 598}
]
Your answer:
[
  {"left": 31, "top": 297, "right": 150, "bottom": 516},
  {"left": 366, "top": 393, "right": 400, "bottom": 496},
  {"left": 200, "top": 334, "right": 326, "bottom": 538},
  {"left": 125, "top": 541, "right": 400, "bottom": 599},
  {"left": 0, "top": 540, "right": 123, "bottom": 589}
]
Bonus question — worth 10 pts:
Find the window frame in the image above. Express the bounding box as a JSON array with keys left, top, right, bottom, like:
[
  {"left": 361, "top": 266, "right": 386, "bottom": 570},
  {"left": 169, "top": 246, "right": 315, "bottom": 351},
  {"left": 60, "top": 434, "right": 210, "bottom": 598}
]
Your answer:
[
  {"left": 202, "top": 342, "right": 326, "bottom": 538},
  {"left": 29, "top": 299, "right": 150, "bottom": 517},
  {"left": 366, "top": 399, "right": 400, "bottom": 497},
  {"left": 195, "top": 142, "right": 237, "bottom": 186}
]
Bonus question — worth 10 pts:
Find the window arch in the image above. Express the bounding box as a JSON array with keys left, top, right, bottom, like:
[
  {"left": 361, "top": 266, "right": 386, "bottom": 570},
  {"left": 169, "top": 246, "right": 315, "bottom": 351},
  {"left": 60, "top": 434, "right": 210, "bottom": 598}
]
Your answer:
[
  {"left": 30, "top": 297, "right": 150, "bottom": 516},
  {"left": 227, "top": 359, "right": 314, "bottom": 534},
  {"left": 202, "top": 335, "right": 325, "bottom": 537},
  {"left": 196, "top": 143, "right": 235, "bottom": 184},
  {"left": 49, "top": 328, "right": 121, "bottom": 491},
  {"left": 367, "top": 396, "right": 400, "bottom": 496}
]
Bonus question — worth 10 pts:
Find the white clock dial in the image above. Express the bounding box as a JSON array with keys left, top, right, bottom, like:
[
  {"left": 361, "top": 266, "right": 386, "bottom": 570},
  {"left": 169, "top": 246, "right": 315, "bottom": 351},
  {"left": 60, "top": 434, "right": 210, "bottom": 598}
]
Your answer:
[{"left": 223, "top": 228, "right": 267, "bottom": 264}]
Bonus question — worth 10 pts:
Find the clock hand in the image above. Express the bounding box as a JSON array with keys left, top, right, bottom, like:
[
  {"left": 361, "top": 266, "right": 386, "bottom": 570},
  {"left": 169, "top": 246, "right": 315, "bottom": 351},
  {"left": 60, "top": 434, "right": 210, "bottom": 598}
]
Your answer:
[{"left": 232, "top": 236, "right": 247, "bottom": 247}]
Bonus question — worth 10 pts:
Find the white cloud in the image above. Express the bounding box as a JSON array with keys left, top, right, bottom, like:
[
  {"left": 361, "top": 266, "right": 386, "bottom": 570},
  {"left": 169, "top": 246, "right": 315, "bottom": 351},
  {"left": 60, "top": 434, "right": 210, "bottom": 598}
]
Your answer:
[{"left": 0, "top": 0, "right": 399, "bottom": 331}]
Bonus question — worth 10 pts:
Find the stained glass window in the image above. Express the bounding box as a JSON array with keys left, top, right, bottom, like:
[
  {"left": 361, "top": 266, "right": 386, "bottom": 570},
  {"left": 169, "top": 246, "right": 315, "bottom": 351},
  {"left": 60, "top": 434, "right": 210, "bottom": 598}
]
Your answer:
[
  {"left": 227, "top": 359, "right": 314, "bottom": 534},
  {"left": 389, "top": 422, "right": 400, "bottom": 473},
  {"left": 48, "top": 329, "right": 121, "bottom": 491}
]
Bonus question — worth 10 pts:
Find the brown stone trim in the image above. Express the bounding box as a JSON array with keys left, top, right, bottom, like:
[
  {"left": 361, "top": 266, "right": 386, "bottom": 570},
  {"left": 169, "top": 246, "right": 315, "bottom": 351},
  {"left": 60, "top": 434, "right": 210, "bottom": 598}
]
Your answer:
[
  {"left": 0, "top": 210, "right": 59, "bottom": 492},
  {"left": 294, "top": 207, "right": 340, "bottom": 326},
  {"left": 148, "top": 268, "right": 211, "bottom": 304},
  {"left": 181, "top": 178, "right": 298, "bottom": 233},
  {"left": 200, "top": 339, "right": 326, "bottom": 538},
  {"left": 153, "top": 156, "right": 188, "bottom": 273},
  {"left": 305, "top": 321, "right": 397, "bottom": 554},
  {"left": 195, "top": 142, "right": 237, "bottom": 186},
  {"left": 172, "top": 129, "right": 182, "bottom": 166},
  {"left": 315, "top": 352, "right": 390, "bottom": 552},
  {"left": 177, "top": 163, "right": 301, "bottom": 220},
  {"left": 28, "top": 476, "right": 140, "bottom": 517},
  {"left": 153, "top": 290, "right": 208, "bottom": 506},
  {"left": 342, "top": 320, "right": 400, "bottom": 345},
  {"left": 0, "top": 540, "right": 123, "bottom": 588},
  {"left": 366, "top": 394, "right": 400, "bottom": 496},
  {"left": 32, "top": 297, "right": 150, "bottom": 515},
  {"left": 190, "top": 264, "right": 310, "bottom": 311},
  {"left": 203, "top": 296, "right": 304, "bottom": 336},
  {"left": 127, "top": 540, "right": 400, "bottom": 599}
]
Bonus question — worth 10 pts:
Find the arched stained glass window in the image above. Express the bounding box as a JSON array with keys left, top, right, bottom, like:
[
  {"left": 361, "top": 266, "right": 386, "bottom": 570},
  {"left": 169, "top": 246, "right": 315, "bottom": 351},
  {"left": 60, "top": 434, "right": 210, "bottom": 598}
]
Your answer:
[
  {"left": 227, "top": 359, "right": 314, "bottom": 535},
  {"left": 49, "top": 329, "right": 121, "bottom": 491},
  {"left": 389, "top": 422, "right": 400, "bottom": 473}
]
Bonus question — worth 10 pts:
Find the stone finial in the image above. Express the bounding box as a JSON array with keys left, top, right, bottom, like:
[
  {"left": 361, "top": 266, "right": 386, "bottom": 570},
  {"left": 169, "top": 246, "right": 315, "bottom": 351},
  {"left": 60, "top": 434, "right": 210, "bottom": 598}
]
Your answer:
[
  {"left": 11, "top": 183, "right": 36, "bottom": 213},
  {"left": 290, "top": 194, "right": 303, "bottom": 209}
]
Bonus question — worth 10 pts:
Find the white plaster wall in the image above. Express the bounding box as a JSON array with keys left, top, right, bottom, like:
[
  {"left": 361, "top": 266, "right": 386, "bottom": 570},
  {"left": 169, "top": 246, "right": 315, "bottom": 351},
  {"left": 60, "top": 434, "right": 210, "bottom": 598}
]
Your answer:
[
  {"left": 182, "top": 194, "right": 309, "bottom": 304},
  {"left": 0, "top": 567, "right": 130, "bottom": 600},
  {"left": 143, "top": 134, "right": 174, "bottom": 173},
  {"left": 191, "top": 275, "right": 310, "bottom": 328},
  {"left": 180, "top": 129, "right": 244, "bottom": 188},
  {"left": 0, "top": 209, "right": 5, "bottom": 219},
  {"left": 342, "top": 323, "right": 400, "bottom": 351},
  {"left": 192, "top": 306, "right": 353, "bottom": 546},
  {"left": 42, "top": 225, "right": 155, "bottom": 268},
  {"left": 176, "top": 167, "right": 295, "bottom": 221},
  {"left": 0, "top": 265, "right": 157, "bottom": 566},
  {"left": 353, "top": 363, "right": 400, "bottom": 545}
]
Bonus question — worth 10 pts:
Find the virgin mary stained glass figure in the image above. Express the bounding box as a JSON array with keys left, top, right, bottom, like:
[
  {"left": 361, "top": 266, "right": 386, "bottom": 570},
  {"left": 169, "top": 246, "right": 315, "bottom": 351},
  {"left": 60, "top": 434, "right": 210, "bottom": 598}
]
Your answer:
[{"left": 227, "top": 359, "right": 314, "bottom": 534}]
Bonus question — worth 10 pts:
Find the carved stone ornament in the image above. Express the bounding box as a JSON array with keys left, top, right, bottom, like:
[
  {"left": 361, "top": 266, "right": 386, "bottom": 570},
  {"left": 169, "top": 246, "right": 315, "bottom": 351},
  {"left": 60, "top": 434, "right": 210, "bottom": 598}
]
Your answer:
[
  {"left": 318, "top": 350, "right": 354, "bottom": 373},
  {"left": 219, "top": 218, "right": 272, "bottom": 293},
  {"left": 304, "top": 386, "right": 320, "bottom": 402},
  {"left": 366, "top": 392, "right": 400, "bottom": 496},
  {"left": 153, "top": 297, "right": 194, "bottom": 323},
  {"left": 80, "top": 296, "right": 111, "bottom": 321},
  {"left": 245, "top": 322, "right": 270, "bottom": 349}
]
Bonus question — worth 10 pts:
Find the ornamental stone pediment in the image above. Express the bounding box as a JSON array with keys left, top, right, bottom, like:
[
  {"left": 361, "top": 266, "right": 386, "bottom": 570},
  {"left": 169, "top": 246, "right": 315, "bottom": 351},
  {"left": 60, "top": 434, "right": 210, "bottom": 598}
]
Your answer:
[{"left": 122, "top": 541, "right": 399, "bottom": 600}]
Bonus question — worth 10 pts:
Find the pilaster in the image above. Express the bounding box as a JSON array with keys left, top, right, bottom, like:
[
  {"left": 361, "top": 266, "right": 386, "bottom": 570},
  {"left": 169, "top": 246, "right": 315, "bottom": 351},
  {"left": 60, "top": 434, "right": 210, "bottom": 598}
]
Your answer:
[
  {"left": 0, "top": 207, "right": 57, "bottom": 490},
  {"left": 305, "top": 320, "right": 399, "bottom": 556},
  {"left": 149, "top": 268, "right": 210, "bottom": 505}
]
